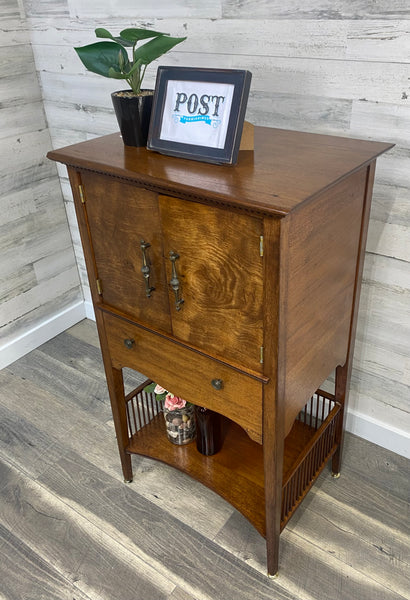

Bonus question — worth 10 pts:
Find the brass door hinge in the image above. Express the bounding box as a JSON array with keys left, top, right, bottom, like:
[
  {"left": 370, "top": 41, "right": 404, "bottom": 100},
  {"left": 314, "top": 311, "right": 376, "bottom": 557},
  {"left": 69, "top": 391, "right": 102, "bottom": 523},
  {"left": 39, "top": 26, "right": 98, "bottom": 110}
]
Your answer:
[
  {"left": 96, "top": 278, "right": 103, "bottom": 295},
  {"left": 79, "top": 184, "right": 85, "bottom": 204},
  {"left": 259, "top": 235, "right": 264, "bottom": 257},
  {"left": 260, "top": 346, "right": 264, "bottom": 364}
]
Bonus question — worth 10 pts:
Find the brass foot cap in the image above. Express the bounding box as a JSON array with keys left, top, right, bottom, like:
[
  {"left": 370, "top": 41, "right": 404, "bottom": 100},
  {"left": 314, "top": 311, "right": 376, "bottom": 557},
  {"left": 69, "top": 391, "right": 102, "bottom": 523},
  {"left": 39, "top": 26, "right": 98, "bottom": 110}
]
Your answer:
[
  {"left": 124, "top": 478, "right": 133, "bottom": 484},
  {"left": 267, "top": 572, "right": 279, "bottom": 579},
  {"left": 331, "top": 472, "right": 341, "bottom": 479}
]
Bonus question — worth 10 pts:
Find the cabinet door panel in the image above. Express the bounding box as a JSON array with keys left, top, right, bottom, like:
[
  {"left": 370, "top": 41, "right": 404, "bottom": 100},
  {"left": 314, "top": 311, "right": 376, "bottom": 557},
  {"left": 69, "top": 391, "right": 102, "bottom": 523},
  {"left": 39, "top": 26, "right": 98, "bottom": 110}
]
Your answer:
[
  {"left": 159, "top": 195, "right": 264, "bottom": 371},
  {"left": 81, "top": 172, "right": 171, "bottom": 332}
]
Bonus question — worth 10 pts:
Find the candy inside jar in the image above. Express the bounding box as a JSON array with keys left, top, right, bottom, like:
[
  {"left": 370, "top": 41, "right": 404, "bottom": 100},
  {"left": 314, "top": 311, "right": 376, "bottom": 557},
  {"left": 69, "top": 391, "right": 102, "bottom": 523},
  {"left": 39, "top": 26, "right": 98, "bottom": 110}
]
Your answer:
[{"left": 163, "top": 404, "right": 196, "bottom": 445}]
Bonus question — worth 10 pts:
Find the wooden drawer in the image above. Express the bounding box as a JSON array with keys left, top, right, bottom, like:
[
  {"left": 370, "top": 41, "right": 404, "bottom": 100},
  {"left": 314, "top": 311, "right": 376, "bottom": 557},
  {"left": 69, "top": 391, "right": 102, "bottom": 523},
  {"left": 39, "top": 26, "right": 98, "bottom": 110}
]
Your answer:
[{"left": 103, "top": 311, "right": 263, "bottom": 443}]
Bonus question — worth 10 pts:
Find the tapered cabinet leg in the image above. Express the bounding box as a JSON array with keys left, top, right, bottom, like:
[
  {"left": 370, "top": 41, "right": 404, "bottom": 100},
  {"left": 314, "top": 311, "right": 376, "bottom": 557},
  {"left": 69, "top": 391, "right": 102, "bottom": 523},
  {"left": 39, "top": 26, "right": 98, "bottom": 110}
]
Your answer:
[
  {"left": 263, "top": 379, "right": 284, "bottom": 577},
  {"left": 265, "top": 526, "right": 281, "bottom": 577},
  {"left": 95, "top": 310, "right": 133, "bottom": 483},
  {"left": 262, "top": 215, "right": 284, "bottom": 577},
  {"left": 107, "top": 365, "right": 133, "bottom": 483},
  {"left": 332, "top": 363, "right": 348, "bottom": 475}
]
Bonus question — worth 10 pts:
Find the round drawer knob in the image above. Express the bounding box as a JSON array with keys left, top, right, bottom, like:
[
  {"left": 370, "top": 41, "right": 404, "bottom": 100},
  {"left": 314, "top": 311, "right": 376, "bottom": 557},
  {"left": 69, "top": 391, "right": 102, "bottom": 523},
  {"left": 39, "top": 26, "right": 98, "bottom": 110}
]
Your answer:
[
  {"left": 123, "top": 338, "right": 135, "bottom": 349},
  {"left": 211, "top": 378, "right": 223, "bottom": 390}
]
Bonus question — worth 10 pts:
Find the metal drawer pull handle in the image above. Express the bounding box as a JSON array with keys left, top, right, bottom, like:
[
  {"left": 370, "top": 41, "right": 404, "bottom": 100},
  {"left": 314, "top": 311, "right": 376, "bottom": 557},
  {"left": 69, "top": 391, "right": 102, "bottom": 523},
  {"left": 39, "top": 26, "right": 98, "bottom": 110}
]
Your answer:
[
  {"left": 124, "top": 338, "right": 135, "bottom": 349},
  {"left": 211, "top": 379, "right": 223, "bottom": 390},
  {"left": 140, "top": 240, "right": 155, "bottom": 298},
  {"left": 169, "top": 251, "right": 184, "bottom": 311}
]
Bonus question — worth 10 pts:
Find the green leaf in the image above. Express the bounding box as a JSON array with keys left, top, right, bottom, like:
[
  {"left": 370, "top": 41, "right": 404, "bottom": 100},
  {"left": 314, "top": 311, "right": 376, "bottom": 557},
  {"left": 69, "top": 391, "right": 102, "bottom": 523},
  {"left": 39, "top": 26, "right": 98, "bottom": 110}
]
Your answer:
[
  {"left": 95, "top": 27, "right": 166, "bottom": 48},
  {"left": 74, "top": 41, "right": 129, "bottom": 78},
  {"left": 95, "top": 27, "right": 134, "bottom": 47},
  {"left": 143, "top": 382, "right": 157, "bottom": 393},
  {"left": 125, "top": 58, "right": 142, "bottom": 77},
  {"left": 94, "top": 27, "right": 114, "bottom": 39},
  {"left": 132, "top": 35, "right": 186, "bottom": 66},
  {"left": 107, "top": 67, "right": 128, "bottom": 79},
  {"left": 120, "top": 28, "right": 166, "bottom": 43}
]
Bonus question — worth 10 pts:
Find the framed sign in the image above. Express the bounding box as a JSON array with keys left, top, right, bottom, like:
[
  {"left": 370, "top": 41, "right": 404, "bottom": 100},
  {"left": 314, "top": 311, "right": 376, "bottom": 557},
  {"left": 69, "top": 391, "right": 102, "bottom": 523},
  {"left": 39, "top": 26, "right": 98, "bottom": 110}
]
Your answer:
[{"left": 147, "top": 66, "right": 252, "bottom": 165}]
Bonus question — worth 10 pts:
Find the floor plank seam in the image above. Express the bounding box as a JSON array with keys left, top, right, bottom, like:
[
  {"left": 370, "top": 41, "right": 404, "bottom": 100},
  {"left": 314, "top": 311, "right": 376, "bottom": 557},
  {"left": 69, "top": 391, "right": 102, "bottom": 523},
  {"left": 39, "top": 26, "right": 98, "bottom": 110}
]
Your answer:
[
  {"left": 1, "top": 452, "right": 288, "bottom": 600},
  {"left": 287, "top": 528, "right": 410, "bottom": 599},
  {"left": 0, "top": 456, "right": 178, "bottom": 599}
]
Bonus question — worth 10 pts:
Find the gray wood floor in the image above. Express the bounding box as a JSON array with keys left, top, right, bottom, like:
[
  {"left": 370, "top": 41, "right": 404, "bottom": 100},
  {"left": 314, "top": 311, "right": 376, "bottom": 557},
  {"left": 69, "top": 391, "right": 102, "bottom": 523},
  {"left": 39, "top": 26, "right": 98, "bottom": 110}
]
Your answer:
[{"left": 0, "top": 319, "right": 409, "bottom": 600}]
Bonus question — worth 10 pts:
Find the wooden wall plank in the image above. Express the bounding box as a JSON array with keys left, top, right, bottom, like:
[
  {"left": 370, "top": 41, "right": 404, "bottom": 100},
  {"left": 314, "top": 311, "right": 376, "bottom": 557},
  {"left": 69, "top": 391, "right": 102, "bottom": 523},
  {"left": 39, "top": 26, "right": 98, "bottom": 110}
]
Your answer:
[
  {"left": 28, "top": 18, "right": 410, "bottom": 63},
  {"left": 246, "top": 91, "right": 352, "bottom": 134},
  {"left": 0, "top": 43, "right": 36, "bottom": 77},
  {"left": 351, "top": 100, "right": 410, "bottom": 148},
  {"left": 221, "top": 0, "right": 410, "bottom": 20},
  {"left": 43, "top": 100, "right": 118, "bottom": 136},
  {"left": 23, "top": 0, "right": 69, "bottom": 17},
  {"left": 0, "top": 0, "right": 21, "bottom": 18},
  {"left": 0, "top": 101, "right": 46, "bottom": 139},
  {"left": 30, "top": 19, "right": 348, "bottom": 61},
  {"left": 237, "top": 56, "right": 409, "bottom": 104},
  {"left": 0, "top": 71, "right": 42, "bottom": 106},
  {"left": 347, "top": 21, "right": 410, "bottom": 62},
  {"left": 373, "top": 148, "right": 410, "bottom": 189},
  {"left": 38, "top": 53, "right": 409, "bottom": 111},
  {"left": 371, "top": 183, "right": 410, "bottom": 227},
  {"left": 0, "top": 20, "right": 30, "bottom": 46},
  {"left": 0, "top": 130, "right": 56, "bottom": 195},
  {"left": 67, "top": 0, "right": 222, "bottom": 19},
  {"left": 0, "top": 268, "right": 81, "bottom": 326},
  {"left": 367, "top": 219, "right": 410, "bottom": 262},
  {"left": 0, "top": 265, "right": 36, "bottom": 304}
]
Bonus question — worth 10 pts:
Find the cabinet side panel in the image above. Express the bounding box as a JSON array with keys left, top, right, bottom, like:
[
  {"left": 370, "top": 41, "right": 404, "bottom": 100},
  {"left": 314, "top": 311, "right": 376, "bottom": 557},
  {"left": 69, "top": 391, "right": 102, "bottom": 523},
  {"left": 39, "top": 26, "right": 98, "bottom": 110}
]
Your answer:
[{"left": 283, "top": 167, "right": 368, "bottom": 434}]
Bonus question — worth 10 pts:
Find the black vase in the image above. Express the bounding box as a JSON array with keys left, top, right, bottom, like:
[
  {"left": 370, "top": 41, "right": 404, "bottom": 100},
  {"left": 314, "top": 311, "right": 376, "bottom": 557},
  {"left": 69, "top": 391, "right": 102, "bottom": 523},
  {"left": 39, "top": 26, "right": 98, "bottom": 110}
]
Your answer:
[
  {"left": 111, "top": 90, "right": 154, "bottom": 147},
  {"left": 195, "top": 406, "right": 223, "bottom": 456}
]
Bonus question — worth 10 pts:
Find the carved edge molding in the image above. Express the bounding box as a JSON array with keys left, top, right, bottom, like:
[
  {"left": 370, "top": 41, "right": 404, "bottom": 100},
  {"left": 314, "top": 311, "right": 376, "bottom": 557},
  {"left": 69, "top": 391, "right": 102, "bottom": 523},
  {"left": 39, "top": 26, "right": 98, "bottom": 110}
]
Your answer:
[{"left": 68, "top": 164, "right": 285, "bottom": 219}]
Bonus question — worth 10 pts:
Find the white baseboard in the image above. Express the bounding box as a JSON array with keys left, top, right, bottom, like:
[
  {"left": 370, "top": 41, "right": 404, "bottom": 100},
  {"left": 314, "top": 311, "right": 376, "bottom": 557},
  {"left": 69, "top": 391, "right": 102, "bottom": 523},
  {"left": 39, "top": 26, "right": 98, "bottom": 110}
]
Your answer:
[
  {"left": 84, "top": 300, "right": 95, "bottom": 321},
  {"left": 346, "top": 408, "right": 410, "bottom": 459},
  {"left": 0, "top": 301, "right": 86, "bottom": 370}
]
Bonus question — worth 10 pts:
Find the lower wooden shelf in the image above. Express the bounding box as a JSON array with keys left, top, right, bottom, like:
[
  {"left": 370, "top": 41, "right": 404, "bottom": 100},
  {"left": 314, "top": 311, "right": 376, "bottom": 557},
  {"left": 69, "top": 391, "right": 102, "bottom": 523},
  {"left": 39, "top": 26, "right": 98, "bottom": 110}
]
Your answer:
[{"left": 125, "top": 382, "right": 341, "bottom": 537}]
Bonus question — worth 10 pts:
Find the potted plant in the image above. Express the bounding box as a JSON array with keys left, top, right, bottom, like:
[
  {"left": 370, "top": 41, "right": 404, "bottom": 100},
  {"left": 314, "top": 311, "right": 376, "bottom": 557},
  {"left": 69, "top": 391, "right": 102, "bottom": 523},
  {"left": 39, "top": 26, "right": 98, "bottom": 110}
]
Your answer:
[{"left": 74, "top": 27, "right": 186, "bottom": 146}]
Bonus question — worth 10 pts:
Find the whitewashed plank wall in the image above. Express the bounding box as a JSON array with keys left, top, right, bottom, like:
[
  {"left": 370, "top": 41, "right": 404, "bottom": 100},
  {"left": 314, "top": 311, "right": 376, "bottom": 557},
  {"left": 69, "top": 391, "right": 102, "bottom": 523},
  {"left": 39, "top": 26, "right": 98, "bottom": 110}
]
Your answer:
[
  {"left": 0, "top": 1, "right": 84, "bottom": 369},
  {"left": 8, "top": 0, "right": 410, "bottom": 456}
]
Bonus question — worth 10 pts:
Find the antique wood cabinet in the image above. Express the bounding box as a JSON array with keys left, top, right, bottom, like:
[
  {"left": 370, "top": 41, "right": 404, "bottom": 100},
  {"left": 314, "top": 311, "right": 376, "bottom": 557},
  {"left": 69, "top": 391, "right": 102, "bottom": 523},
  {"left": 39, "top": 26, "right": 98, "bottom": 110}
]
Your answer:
[{"left": 48, "top": 128, "right": 392, "bottom": 576}]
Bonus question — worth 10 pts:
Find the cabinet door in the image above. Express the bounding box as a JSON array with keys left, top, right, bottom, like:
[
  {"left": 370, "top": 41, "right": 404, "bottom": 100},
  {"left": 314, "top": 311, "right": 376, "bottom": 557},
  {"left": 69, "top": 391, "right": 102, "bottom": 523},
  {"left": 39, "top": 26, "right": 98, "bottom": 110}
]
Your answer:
[
  {"left": 80, "top": 172, "right": 172, "bottom": 333},
  {"left": 159, "top": 195, "right": 264, "bottom": 371}
]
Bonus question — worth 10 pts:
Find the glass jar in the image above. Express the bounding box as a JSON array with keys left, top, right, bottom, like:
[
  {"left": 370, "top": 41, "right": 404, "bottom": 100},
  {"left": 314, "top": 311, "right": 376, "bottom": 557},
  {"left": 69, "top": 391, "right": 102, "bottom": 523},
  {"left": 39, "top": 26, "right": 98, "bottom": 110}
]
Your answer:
[{"left": 163, "top": 403, "right": 196, "bottom": 445}]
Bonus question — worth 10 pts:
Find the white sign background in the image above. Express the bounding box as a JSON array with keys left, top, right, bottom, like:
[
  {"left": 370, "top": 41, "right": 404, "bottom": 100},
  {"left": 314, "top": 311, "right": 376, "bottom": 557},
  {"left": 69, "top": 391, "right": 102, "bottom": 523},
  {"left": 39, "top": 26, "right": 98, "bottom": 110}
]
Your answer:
[{"left": 160, "top": 80, "right": 235, "bottom": 149}]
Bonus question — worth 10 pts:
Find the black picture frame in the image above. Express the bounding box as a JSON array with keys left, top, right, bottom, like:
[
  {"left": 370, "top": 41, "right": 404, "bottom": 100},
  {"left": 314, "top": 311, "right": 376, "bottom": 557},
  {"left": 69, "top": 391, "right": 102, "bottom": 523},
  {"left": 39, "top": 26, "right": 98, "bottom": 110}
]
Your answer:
[{"left": 147, "top": 66, "right": 252, "bottom": 165}]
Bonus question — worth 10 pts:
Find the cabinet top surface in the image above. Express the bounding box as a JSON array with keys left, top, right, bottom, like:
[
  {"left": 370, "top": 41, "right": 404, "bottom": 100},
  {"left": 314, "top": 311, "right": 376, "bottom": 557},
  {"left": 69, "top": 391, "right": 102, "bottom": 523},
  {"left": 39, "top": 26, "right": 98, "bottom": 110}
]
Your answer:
[{"left": 48, "top": 126, "right": 392, "bottom": 215}]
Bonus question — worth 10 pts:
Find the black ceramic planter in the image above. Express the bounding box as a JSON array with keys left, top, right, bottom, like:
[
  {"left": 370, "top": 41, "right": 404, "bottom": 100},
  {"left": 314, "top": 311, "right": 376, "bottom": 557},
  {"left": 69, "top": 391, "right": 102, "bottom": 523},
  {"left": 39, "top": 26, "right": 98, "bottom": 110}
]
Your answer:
[{"left": 111, "top": 90, "right": 154, "bottom": 147}]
